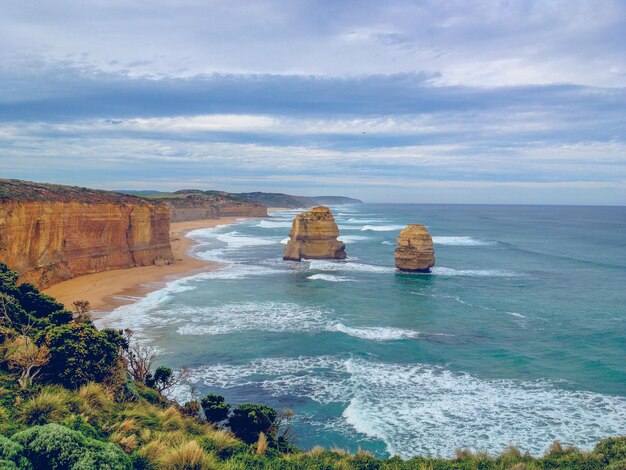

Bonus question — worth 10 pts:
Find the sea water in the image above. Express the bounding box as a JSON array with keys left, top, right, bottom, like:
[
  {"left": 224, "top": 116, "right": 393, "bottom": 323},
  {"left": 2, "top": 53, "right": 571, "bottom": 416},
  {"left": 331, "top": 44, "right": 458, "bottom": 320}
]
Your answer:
[{"left": 98, "top": 204, "right": 626, "bottom": 458}]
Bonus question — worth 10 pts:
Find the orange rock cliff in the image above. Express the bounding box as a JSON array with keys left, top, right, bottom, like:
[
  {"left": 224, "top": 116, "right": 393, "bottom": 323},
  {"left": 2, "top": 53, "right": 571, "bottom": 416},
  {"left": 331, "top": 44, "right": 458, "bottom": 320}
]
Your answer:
[
  {"left": 394, "top": 224, "right": 435, "bottom": 272},
  {"left": 283, "top": 206, "right": 346, "bottom": 261},
  {"left": 0, "top": 179, "right": 174, "bottom": 289}
]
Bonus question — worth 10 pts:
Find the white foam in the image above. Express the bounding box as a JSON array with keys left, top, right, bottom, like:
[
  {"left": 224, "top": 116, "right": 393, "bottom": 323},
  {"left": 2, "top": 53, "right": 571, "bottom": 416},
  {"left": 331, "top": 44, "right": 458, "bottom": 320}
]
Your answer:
[
  {"left": 430, "top": 267, "right": 520, "bottom": 277},
  {"left": 175, "top": 301, "right": 419, "bottom": 341},
  {"left": 361, "top": 224, "right": 405, "bottom": 232},
  {"left": 507, "top": 311, "right": 526, "bottom": 318},
  {"left": 329, "top": 324, "right": 420, "bottom": 340},
  {"left": 176, "top": 302, "right": 327, "bottom": 336},
  {"left": 216, "top": 231, "right": 280, "bottom": 248},
  {"left": 280, "top": 237, "right": 290, "bottom": 244},
  {"left": 337, "top": 235, "right": 369, "bottom": 243},
  {"left": 257, "top": 220, "right": 293, "bottom": 229},
  {"left": 345, "top": 218, "right": 385, "bottom": 224},
  {"left": 307, "top": 274, "right": 354, "bottom": 282},
  {"left": 179, "top": 355, "right": 626, "bottom": 459},
  {"left": 380, "top": 240, "right": 395, "bottom": 246},
  {"left": 308, "top": 260, "right": 394, "bottom": 274},
  {"left": 432, "top": 236, "right": 495, "bottom": 246}
]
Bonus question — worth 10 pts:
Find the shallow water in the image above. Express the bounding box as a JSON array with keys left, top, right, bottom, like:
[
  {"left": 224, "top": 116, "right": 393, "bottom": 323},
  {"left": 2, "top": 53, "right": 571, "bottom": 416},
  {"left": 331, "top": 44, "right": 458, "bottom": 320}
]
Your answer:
[{"left": 98, "top": 204, "right": 626, "bottom": 458}]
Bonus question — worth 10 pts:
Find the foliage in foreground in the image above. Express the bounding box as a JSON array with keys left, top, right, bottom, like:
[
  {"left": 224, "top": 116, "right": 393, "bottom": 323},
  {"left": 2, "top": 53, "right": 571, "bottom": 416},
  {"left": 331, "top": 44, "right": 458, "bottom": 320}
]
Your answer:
[{"left": 0, "top": 262, "right": 625, "bottom": 469}]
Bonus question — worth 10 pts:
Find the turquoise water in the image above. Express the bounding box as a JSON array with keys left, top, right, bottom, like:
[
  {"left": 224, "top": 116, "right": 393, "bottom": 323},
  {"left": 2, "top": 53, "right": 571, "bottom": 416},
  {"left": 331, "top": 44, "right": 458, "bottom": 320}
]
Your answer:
[{"left": 99, "top": 204, "right": 626, "bottom": 458}]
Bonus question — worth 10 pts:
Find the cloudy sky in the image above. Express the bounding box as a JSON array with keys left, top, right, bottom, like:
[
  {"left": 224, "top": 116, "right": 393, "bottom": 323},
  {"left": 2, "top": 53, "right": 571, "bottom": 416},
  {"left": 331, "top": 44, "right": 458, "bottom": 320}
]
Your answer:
[{"left": 1, "top": 0, "right": 624, "bottom": 204}]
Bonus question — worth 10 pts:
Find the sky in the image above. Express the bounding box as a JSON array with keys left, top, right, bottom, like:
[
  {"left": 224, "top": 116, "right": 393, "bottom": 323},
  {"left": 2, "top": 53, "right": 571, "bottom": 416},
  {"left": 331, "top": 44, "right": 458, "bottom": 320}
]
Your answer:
[{"left": 0, "top": 0, "right": 625, "bottom": 204}]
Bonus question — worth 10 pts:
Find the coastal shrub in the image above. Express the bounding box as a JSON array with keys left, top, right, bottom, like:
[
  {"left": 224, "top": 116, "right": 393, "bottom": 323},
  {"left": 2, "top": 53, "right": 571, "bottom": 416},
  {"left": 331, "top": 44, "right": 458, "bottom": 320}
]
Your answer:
[
  {"left": 44, "top": 322, "right": 124, "bottom": 389},
  {"left": 201, "top": 393, "right": 230, "bottom": 423},
  {"left": 594, "top": 436, "right": 626, "bottom": 465},
  {"left": 13, "top": 423, "right": 131, "bottom": 469},
  {"left": 227, "top": 403, "right": 278, "bottom": 444},
  {"left": 180, "top": 400, "right": 201, "bottom": 418},
  {"left": 0, "top": 435, "right": 28, "bottom": 469}
]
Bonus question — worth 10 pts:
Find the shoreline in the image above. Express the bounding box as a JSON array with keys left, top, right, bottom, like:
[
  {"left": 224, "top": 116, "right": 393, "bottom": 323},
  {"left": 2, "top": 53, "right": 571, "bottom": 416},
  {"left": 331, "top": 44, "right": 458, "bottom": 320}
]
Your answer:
[{"left": 43, "top": 216, "right": 248, "bottom": 314}]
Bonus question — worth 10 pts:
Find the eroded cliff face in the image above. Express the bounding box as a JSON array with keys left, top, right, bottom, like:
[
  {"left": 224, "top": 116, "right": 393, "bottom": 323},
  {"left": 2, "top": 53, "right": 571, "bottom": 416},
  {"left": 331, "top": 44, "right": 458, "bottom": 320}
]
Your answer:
[
  {"left": 283, "top": 206, "right": 346, "bottom": 261},
  {"left": 163, "top": 195, "right": 268, "bottom": 222},
  {"left": 394, "top": 224, "right": 435, "bottom": 272},
  {"left": 0, "top": 180, "right": 173, "bottom": 289}
]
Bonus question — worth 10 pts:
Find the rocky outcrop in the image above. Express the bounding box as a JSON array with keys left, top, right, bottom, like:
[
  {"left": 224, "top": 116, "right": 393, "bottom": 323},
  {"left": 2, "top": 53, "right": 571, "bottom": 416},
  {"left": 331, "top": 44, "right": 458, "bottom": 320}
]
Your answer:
[
  {"left": 394, "top": 224, "right": 435, "bottom": 272},
  {"left": 283, "top": 206, "right": 346, "bottom": 261},
  {"left": 0, "top": 179, "right": 173, "bottom": 289},
  {"left": 159, "top": 193, "right": 268, "bottom": 222}
]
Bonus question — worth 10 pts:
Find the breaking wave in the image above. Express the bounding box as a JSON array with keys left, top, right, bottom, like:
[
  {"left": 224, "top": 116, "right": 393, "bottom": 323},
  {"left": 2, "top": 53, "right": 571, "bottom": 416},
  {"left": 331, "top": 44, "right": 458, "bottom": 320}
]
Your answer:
[{"left": 177, "top": 356, "right": 626, "bottom": 459}]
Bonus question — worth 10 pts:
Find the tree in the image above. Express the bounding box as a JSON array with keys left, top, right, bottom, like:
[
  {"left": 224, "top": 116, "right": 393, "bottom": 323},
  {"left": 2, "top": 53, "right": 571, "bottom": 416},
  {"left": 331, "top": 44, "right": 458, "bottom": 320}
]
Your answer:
[
  {"left": 3, "top": 335, "right": 50, "bottom": 389},
  {"left": 120, "top": 329, "right": 157, "bottom": 383},
  {"left": 71, "top": 300, "right": 91, "bottom": 323},
  {"left": 227, "top": 404, "right": 278, "bottom": 444},
  {"left": 146, "top": 366, "right": 188, "bottom": 393},
  {"left": 200, "top": 394, "right": 230, "bottom": 423},
  {"left": 44, "top": 323, "right": 123, "bottom": 389}
]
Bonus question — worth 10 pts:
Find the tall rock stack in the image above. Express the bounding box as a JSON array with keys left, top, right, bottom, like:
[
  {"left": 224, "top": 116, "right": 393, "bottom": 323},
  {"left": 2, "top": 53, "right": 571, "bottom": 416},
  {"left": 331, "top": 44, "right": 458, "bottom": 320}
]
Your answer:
[
  {"left": 394, "top": 224, "right": 435, "bottom": 272},
  {"left": 283, "top": 206, "right": 347, "bottom": 261}
]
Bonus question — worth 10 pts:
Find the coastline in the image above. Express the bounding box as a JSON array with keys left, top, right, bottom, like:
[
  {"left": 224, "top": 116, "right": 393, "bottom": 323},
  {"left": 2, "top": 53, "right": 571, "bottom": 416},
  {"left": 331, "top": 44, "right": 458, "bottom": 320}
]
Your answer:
[{"left": 42, "top": 216, "right": 246, "bottom": 314}]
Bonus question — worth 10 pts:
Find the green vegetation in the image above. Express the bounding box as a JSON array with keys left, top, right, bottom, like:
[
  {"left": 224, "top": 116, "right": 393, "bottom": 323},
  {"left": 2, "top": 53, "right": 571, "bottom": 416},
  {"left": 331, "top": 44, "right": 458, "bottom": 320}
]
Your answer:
[{"left": 0, "top": 262, "right": 624, "bottom": 469}]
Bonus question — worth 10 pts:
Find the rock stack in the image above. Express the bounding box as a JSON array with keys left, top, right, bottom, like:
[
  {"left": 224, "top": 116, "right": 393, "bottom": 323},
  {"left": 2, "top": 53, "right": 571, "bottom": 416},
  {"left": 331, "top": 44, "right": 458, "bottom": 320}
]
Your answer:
[
  {"left": 283, "top": 206, "right": 347, "bottom": 261},
  {"left": 394, "top": 224, "right": 435, "bottom": 272}
]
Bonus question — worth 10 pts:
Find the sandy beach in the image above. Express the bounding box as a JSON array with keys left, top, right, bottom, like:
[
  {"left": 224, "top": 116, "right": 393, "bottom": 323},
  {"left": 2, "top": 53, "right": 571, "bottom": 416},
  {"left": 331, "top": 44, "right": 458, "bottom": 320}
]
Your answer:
[{"left": 43, "top": 217, "right": 245, "bottom": 313}]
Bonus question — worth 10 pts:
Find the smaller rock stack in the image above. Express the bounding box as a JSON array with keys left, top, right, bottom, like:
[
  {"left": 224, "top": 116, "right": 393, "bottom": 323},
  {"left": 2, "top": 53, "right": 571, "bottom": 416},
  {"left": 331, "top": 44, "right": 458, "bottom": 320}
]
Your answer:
[
  {"left": 394, "top": 224, "right": 435, "bottom": 272},
  {"left": 283, "top": 206, "right": 347, "bottom": 261}
]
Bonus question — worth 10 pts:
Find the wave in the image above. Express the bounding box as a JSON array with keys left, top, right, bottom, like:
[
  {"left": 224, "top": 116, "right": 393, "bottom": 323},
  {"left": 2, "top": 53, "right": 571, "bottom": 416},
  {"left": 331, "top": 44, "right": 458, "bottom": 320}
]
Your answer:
[
  {"left": 178, "top": 355, "right": 626, "bottom": 459},
  {"left": 432, "top": 236, "right": 495, "bottom": 246},
  {"left": 307, "top": 274, "right": 354, "bottom": 282},
  {"left": 329, "top": 324, "right": 420, "bottom": 340},
  {"left": 380, "top": 241, "right": 395, "bottom": 246},
  {"left": 337, "top": 235, "right": 369, "bottom": 243},
  {"left": 361, "top": 224, "right": 405, "bottom": 232},
  {"left": 430, "top": 267, "right": 520, "bottom": 277},
  {"left": 344, "top": 218, "right": 386, "bottom": 224},
  {"left": 506, "top": 311, "right": 526, "bottom": 318},
  {"left": 257, "top": 220, "right": 293, "bottom": 229},
  {"left": 216, "top": 231, "right": 281, "bottom": 248},
  {"left": 308, "top": 260, "right": 394, "bottom": 274},
  {"left": 174, "top": 302, "right": 419, "bottom": 343},
  {"left": 280, "top": 237, "right": 290, "bottom": 244}
]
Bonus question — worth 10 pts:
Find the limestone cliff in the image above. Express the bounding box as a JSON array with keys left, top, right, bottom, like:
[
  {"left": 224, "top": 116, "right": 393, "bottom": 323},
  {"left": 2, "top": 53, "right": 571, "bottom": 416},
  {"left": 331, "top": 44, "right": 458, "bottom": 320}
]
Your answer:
[
  {"left": 155, "top": 192, "right": 268, "bottom": 222},
  {"left": 283, "top": 206, "right": 346, "bottom": 261},
  {"left": 0, "top": 179, "right": 173, "bottom": 289},
  {"left": 394, "top": 224, "right": 435, "bottom": 272}
]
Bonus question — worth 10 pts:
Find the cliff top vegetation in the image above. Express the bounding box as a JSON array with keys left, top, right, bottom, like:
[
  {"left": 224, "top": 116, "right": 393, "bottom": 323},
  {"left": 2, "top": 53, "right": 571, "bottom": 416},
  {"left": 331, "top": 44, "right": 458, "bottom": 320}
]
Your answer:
[{"left": 0, "top": 179, "right": 158, "bottom": 205}]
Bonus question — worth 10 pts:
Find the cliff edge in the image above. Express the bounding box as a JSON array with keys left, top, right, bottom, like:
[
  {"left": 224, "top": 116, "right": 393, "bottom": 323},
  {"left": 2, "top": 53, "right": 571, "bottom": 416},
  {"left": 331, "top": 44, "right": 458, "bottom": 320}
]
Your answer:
[
  {"left": 283, "top": 206, "right": 346, "bottom": 261},
  {"left": 147, "top": 191, "right": 268, "bottom": 222},
  {"left": 0, "top": 179, "right": 173, "bottom": 289}
]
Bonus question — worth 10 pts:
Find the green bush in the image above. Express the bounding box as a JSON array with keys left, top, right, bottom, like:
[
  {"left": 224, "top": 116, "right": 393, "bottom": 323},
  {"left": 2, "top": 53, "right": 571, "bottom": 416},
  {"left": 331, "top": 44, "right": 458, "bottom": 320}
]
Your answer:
[
  {"left": 44, "top": 323, "right": 123, "bottom": 389},
  {"left": 228, "top": 404, "right": 278, "bottom": 444},
  {"left": 13, "top": 423, "right": 131, "bottom": 470},
  {"left": 0, "top": 435, "right": 29, "bottom": 469},
  {"left": 200, "top": 393, "right": 230, "bottom": 423},
  {"left": 595, "top": 436, "right": 626, "bottom": 465}
]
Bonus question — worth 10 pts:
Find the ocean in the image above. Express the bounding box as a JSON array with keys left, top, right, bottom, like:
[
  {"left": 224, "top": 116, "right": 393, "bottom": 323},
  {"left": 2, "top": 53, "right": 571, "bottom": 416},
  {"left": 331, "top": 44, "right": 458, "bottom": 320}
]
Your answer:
[{"left": 97, "top": 204, "right": 626, "bottom": 458}]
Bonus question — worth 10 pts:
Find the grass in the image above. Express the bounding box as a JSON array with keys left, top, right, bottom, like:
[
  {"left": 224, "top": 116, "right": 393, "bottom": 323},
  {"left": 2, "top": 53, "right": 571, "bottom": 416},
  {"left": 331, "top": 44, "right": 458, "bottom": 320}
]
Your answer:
[
  {"left": 158, "top": 440, "right": 218, "bottom": 470},
  {"left": 17, "top": 388, "right": 70, "bottom": 425}
]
